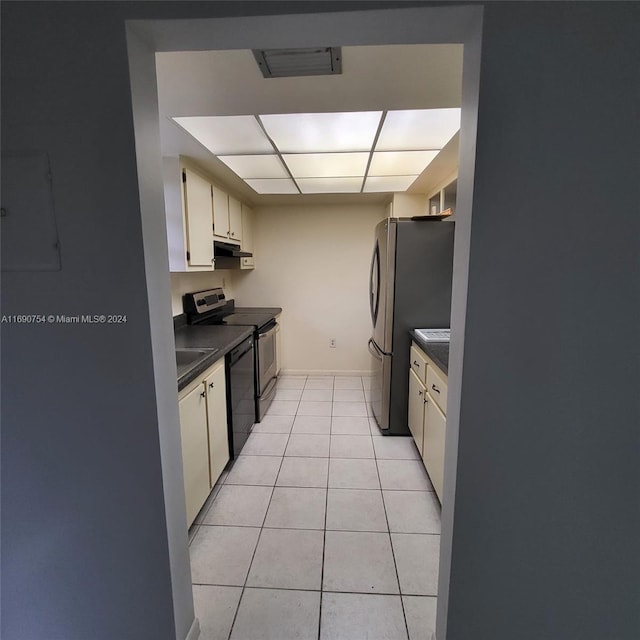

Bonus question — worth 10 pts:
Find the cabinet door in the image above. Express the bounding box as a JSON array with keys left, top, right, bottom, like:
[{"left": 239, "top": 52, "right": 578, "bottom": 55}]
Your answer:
[
  {"left": 240, "top": 204, "right": 254, "bottom": 269},
  {"left": 423, "top": 395, "right": 446, "bottom": 502},
  {"left": 183, "top": 168, "right": 214, "bottom": 267},
  {"left": 408, "top": 368, "right": 426, "bottom": 453},
  {"left": 228, "top": 196, "right": 243, "bottom": 245},
  {"left": 178, "top": 384, "right": 211, "bottom": 526},
  {"left": 204, "top": 361, "right": 229, "bottom": 485},
  {"left": 410, "top": 344, "right": 428, "bottom": 385},
  {"left": 426, "top": 364, "right": 448, "bottom": 414},
  {"left": 212, "top": 185, "right": 230, "bottom": 240}
]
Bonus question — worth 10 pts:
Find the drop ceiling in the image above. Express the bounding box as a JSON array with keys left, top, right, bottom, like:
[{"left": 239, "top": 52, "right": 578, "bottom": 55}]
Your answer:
[{"left": 156, "top": 44, "right": 463, "bottom": 205}]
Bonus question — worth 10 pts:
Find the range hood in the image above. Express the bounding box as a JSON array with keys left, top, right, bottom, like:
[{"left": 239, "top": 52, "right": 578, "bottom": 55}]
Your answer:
[{"left": 214, "top": 241, "right": 253, "bottom": 258}]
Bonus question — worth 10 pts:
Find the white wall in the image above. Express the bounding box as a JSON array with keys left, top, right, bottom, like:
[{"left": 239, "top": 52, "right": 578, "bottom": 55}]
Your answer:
[
  {"left": 231, "top": 204, "right": 385, "bottom": 374},
  {"left": 170, "top": 271, "right": 236, "bottom": 316}
]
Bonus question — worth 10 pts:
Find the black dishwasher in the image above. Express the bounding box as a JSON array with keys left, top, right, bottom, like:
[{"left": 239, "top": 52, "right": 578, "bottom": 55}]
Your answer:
[{"left": 226, "top": 336, "right": 255, "bottom": 457}]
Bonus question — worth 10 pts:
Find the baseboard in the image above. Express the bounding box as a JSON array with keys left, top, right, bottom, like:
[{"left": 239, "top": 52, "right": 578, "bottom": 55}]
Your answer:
[
  {"left": 184, "top": 617, "right": 200, "bottom": 640},
  {"left": 281, "top": 369, "right": 371, "bottom": 377}
]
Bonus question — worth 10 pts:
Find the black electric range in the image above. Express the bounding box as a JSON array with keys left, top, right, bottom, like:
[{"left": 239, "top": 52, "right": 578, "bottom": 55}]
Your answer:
[{"left": 184, "top": 288, "right": 280, "bottom": 424}]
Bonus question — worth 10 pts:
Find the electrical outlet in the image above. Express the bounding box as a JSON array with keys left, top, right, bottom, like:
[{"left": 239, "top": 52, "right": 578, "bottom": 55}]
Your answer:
[{"left": 329, "top": 338, "right": 336, "bottom": 348}]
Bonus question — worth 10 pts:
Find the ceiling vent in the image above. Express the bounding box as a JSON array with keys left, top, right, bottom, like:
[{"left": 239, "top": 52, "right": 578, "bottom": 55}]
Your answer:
[{"left": 252, "top": 47, "right": 342, "bottom": 78}]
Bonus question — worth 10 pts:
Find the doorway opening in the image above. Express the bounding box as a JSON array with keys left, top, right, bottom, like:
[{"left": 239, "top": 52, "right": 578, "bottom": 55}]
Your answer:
[{"left": 126, "top": 6, "right": 482, "bottom": 639}]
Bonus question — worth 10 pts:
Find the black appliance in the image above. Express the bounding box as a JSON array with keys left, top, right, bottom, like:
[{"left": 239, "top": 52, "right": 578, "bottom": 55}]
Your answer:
[
  {"left": 184, "top": 288, "right": 279, "bottom": 423},
  {"left": 226, "top": 336, "right": 255, "bottom": 457}
]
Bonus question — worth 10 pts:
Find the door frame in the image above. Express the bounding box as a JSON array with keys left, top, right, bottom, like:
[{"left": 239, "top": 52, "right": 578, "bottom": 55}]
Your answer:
[{"left": 126, "top": 5, "right": 483, "bottom": 639}]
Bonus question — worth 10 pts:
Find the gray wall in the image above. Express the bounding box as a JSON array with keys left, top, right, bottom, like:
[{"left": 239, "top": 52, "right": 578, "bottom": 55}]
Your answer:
[
  {"left": 448, "top": 3, "right": 640, "bottom": 639},
  {"left": 1, "top": 2, "right": 638, "bottom": 640},
  {"left": 0, "top": 4, "right": 178, "bottom": 639}
]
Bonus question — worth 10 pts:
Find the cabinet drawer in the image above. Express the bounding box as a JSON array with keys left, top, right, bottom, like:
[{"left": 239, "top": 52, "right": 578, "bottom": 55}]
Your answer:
[
  {"left": 423, "top": 395, "right": 446, "bottom": 502},
  {"left": 410, "top": 344, "right": 428, "bottom": 384},
  {"left": 408, "top": 368, "right": 426, "bottom": 452},
  {"left": 426, "top": 364, "right": 447, "bottom": 414}
]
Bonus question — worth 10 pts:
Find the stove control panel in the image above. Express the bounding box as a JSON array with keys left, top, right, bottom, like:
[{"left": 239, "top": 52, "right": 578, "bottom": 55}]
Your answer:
[{"left": 184, "top": 288, "right": 226, "bottom": 316}]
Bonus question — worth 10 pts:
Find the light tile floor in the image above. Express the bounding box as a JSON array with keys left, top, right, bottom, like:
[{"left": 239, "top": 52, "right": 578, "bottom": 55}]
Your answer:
[{"left": 189, "top": 375, "right": 440, "bottom": 640}]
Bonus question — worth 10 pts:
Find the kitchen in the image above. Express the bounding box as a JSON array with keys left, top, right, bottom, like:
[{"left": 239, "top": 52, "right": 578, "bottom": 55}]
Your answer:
[
  {"left": 4, "top": 3, "right": 636, "bottom": 640},
  {"left": 160, "top": 44, "right": 462, "bottom": 640}
]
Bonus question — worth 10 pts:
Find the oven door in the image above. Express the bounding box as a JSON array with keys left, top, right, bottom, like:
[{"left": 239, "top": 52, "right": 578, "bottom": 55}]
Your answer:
[{"left": 257, "top": 321, "right": 278, "bottom": 394}]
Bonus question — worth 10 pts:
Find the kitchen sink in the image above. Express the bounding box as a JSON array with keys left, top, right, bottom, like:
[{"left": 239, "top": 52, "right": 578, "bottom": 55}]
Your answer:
[{"left": 175, "top": 348, "right": 218, "bottom": 380}]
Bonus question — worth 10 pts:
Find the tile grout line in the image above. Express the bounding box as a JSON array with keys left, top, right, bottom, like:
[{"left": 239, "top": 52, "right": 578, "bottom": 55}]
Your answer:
[
  {"left": 375, "top": 437, "right": 412, "bottom": 640},
  {"left": 224, "top": 377, "right": 305, "bottom": 640},
  {"left": 193, "top": 581, "right": 434, "bottom": 599},
  {"left": 318, "top": 398, "right": 331, "bottom": 640}
]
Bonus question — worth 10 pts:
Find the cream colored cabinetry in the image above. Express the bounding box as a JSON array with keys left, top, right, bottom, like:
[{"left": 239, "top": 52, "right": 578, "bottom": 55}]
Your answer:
[
  {"left": 178, "top": 358, "right": 229, "bottom": 527},
  {"left": 423, "top": 393, "right": 446, "bottom": 500},
  {"left": 228, "top": 196, "right": 243, "bottom": 244},
  {"left": 178, "top": 382, "right": 211, "bottom": 526},
  {"left": 213, "top": 187, "right": 242, "bottom": 246},
  {"left": 163, "top": 157, "right": 215, "bottom": 272},
  {"left": 204, "top": 361, "right": 229, "bottom": 484},
  {"left": 408, "top": 368, "right": 426, "bottom": 452},
  {"left": 407, "top": 341, "right": 448, "bottom": 502},
  {"left": 212, "top": 185, "right": 230, "bottom": 242},
  {"left": 427, "top": 172, "right": 458, "bottom": 217},
  {"left": 183, "top": 168, "right": 215, "bottom": 267},
  {"left": 164, "top": 155, "right": 254, "bottom": 270},
  {"left": 240, "top": 203, "right": 255, "bottom": 270}
]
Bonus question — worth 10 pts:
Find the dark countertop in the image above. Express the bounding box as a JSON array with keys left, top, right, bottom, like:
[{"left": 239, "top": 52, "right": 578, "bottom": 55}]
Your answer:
[
  {"left": 233, "top": 306, "right": 282, "bottom": 316},
  {"left": 175, "top": 324, "right": 253, "bottom": 391},
  {"left": 410, "top": 330, "right": 449, "bottom": 375}
]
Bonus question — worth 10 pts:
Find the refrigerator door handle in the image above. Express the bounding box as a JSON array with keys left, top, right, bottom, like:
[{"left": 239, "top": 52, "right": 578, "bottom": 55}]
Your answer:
[
  {"left": 368, "top": 338, "right": 387, "bottom": 359},
  {"left": 369, "top": 243, "right": 380, "bottom": 327}
]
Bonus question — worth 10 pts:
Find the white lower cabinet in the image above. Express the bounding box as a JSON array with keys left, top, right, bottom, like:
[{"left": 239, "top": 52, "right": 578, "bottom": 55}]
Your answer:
[
  {"left": 423, "top": 392, "right": 446, "bottom": 500},
  {"left": 178, "top": 358, "right": 229, "bottom": 527},
  {"left": 178, "top": 383, "right": 211, "bottom": 527},
  {"left": 408, "top": 368, "right": 426, "bottom": 452},
  {"left": 204, "top": 361, "right": 229, "bottom": 485},
  {"left": 407, "top": 341, "right": 448, "bottom": 503}
]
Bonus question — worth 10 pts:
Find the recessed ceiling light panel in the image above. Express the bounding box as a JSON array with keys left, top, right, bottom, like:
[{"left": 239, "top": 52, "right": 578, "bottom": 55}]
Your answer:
[
  {"left": 297, "top": 177, "right": 364, "bottom": 193},
  {"left": 217, "top": 154, "right": 289, "bottom": 179},
  {"left": 260, "top": 112, "right": 383, "bottom": 153},
  {"left": 363, "top": 175, "right": 418, "bottom": 192},
  {"left": 173, "top": 116, "right": 274, "bottom": 154},
  {"left": 283, "top": 152, "right": 369, "bottom": 178},
  {"left": 375, "top": 108, "right": 460, "bottom": 151},
  {"left": 369, "top": 150, "right": 439, "bottom": 176},
  {"left": 245, "top": 178, "right": 299, "bottom": 194}
]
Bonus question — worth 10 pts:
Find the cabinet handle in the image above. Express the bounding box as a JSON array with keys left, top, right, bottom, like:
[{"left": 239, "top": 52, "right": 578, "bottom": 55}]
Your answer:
[
  {"left": 431, "top": 384, "right": 440, "bottom": 394},
  {"left": 418, "top": 390, "right": 423, "bottom": 396},
  {"left": 413, "top": 360, "right": 420, "bottom": 367},
  {"left": 200, "top": 391, "right": 206, "bottom": 398},
  {"left": 209, "top": 382, "right": 215, "bottom": 389}
]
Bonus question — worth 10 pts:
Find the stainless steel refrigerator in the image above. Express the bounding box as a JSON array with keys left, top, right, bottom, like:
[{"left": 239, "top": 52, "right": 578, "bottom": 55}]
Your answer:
[{"left": 367, "top": 218, "right": 455, "bottom": 435}]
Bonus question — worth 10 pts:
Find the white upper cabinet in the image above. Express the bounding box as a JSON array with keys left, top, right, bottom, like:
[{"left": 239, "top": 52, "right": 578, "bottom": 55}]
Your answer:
[
  {"left": 163, "top": 156, "right": 251, "bottom": 270},
  {"left": 240, "top": 203, "right": 255, "bottom": 270},
  {"left": 212, "top": 185, "right": 230, "bottom": 242},
  {"left": 213, "top": 188, "right": 242, "bottom": 246},
  {"left": 228, "top": 195, "right": 243, "bottom": 244},
  {"left": 183, "top": 167, "right": 214, "bottom": 267},
  {"left": 163, "top": 157, "right": 214, "bottom": 272}
]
